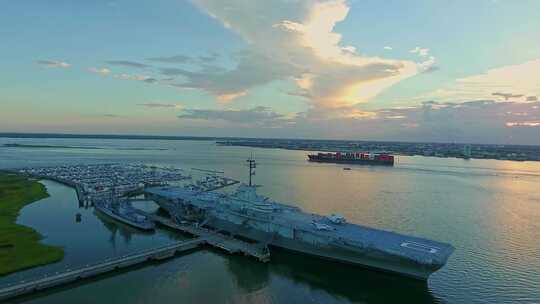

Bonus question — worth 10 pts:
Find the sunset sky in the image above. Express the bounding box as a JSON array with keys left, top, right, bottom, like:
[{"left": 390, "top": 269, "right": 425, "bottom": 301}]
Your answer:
[{"left": 2, "top": 0, "right": 540, "bottom": 144}]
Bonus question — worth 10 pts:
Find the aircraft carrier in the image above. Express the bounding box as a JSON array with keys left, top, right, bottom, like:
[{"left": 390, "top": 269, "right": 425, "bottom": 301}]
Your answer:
[{"left": 145, "top": 158, "right": 454, "bottom": 280}]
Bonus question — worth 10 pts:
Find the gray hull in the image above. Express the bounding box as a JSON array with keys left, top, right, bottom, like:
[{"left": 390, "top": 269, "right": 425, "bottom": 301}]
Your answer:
[
  {"left": 205, "top": 217, "right": 436, "bottom": 280},
  {"left": 94, "top": 204, "right": 155, "bottom": 231},
  {"left": 153, "top": 197, "right": 437, "bottom": 280}
]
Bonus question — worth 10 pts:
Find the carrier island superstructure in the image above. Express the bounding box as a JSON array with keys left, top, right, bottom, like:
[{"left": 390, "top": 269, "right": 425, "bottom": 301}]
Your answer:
[{"left": 146, "top": 158, "right": 454, "bottom": 280}]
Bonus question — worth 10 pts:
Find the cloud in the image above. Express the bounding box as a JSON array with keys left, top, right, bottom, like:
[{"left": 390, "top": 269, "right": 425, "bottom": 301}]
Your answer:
[
  {"left": 492, "top": 92, "right": 524, "bottom": 100},
  {"left": 105, "top": 60, "right": 150, "bottom": 69},
  {"left": 184, "top": 0, "right": 419, "bottom": 108},
  {"left": 408, "top": 47, "right": 437, "bottom": 72},
  {"left": 217, "top": 91, "right": 247, "bottom": 103},
  {"left": 171, "top": 100, "right": 540, "bottom": 143},
  {"left": 410, "top": 47, "right": 430, "bottom": 57},
  {"left": 88, "top": 67, "right": 112, "bottom": 75},
  {"left": 112, "top": 73, "right": 152, "bottom": 82},
  {"left": 422, "top": 59, "right": 540, "bottom": 102},
  {"left": 143, "top": 78, "right": 158, "bottom": 83},
  {"left": 37, "top": 60, "right": 71, "bottom": 68},
  {"left": 506, "top": 120, "right": 540, "bottom": 127},
  {"left": 383, "top": 46, "right": 393, "bottom": 50},
  {"left": 138, "top": 103, "right": 183, "bottom": 109},
  {"left": 199, "top": 53, "right": 219, "bottom": 62},
  {"left": 160, "top": 68, "right": 186, "bottom": 76},
  {"left": 418, "top": 56, "right": 437, "bottom": 73},
  {"left": 87, "top": 66, "right": 158, "bottom": 84},
  {"left": 146, "top": 55, "right": 192, "bottom": 64},
  {"left": 178, "top": 106, "right": 285, "bottom": 125}
]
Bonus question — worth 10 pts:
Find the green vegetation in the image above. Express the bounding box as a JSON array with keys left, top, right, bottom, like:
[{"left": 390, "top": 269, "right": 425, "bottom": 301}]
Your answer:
[{"left": 0, "top": 172, "right": 64, "bottom": 275}]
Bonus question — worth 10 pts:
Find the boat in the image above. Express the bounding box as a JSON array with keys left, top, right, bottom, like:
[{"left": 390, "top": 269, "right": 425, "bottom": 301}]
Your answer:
[
  {"left": 94, "top": 200, "right": 155, "bottom": 231},
  {"left": 343, "top": 167, "right": 351, "bottom": 170},
  {"left": 308, "top": 152, "right": 394, "bottom": 166},
  {"left": 144, "top": 158, "right": 454, "bottom": 280}
]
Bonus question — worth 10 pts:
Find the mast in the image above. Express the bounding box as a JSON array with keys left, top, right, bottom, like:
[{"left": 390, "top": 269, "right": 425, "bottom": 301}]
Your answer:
[{"left": 246, "top": 154, "right": 256, "bottom": 187}]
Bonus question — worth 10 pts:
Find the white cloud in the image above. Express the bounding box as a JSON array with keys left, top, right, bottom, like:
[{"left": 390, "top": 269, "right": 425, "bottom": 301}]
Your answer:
[
  {"left": 187, "top": 0, "right": 419, "bottom": 110},
  {"left": 37, "top": 60, "right": 71, "bottom": 68},
  {"left": 138, "top": 103, "right": 183, "bottom": 109},
  {"left": 383, "top": 46, "right": 393, "bottom": 50},
  {"left": 113, "top": 73, "right": 153, "bottom": 82},
  {"left": 88, "top": 67, "right": 112, "bottom": 75},
  {"left": 422, "top": 59, "right": 540, "bottom": 102},
  {"left": 217, "top": 91, "right": 248, "bottom": 103},
  {"left": 410, "top": 47, "right": 430, "bottom": 57},
  {"left": 418, "top": 56, "right": 437, "bottom": 72}
]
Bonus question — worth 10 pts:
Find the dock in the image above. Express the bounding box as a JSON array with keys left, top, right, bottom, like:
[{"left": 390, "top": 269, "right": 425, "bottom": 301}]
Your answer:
[
  {"left": 0, "top": 239, "right": 205, "bottom": 302},
  {"left": 0, "top": 215, "right": 270, "bottom": 301},
  {"left": 148, "top": 214, "right": 270, "bottom": 263}
]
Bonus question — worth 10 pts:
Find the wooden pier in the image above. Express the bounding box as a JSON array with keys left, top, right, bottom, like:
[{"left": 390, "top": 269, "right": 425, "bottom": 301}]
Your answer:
[
  {"left": 0, "top": 239, "right": 205, "bottom": 302},
  {"left": 148, "top": 214, "right": 270, "bottom": 263}
]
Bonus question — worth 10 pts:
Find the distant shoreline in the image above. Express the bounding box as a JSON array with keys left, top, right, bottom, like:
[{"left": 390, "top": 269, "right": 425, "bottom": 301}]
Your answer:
[
  {"left": 1, "top": 132, "right": 539, "bottom": 147},
  {"left": 0, "top": 132, "right": 219, "bottom": 141},
  {"left": 1, "top": 143, "right": 168, "bottom": 151},
  {"left": 1, "top": 132, "right": 539, "bottom": 161}
]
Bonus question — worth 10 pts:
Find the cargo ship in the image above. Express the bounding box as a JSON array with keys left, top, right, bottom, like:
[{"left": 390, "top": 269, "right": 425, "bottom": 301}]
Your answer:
[{"left": 308, "top": 152, "right": 394, "bottom": 166}]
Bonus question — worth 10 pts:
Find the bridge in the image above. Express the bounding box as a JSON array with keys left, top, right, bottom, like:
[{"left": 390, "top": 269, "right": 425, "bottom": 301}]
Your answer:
[{"left": 0, "top": 239, "right": 205, "bottom": 302}]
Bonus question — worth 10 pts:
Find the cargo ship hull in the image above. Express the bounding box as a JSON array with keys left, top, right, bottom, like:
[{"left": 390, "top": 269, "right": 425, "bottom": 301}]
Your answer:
[
  {"left": 308, "top": 156, "right": 394, "bottom": 166},
  {"left": 308, "top": 152, "right": 394, "bottom": 166}
]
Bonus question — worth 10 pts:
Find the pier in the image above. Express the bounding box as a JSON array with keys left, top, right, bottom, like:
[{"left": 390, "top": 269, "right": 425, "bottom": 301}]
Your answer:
[
  {"left": 0, "top": 217, "right": 270, "bottom": 301},
  {"left": 0, "top": 239, "right": 205, "bottom": 302},
  {"left": 148, "top": 214, "right": 270, "bottom": 262}
]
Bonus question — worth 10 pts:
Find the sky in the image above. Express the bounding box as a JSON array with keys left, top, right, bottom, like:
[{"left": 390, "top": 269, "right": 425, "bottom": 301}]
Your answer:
[{"left": 1, "top": 0, "right": 540, "bottom": 144}]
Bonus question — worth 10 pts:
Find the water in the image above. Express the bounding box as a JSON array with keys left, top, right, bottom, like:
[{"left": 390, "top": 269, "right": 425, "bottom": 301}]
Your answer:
[{"left": 0, "top": 138, "right": 539, "bottom": 304}]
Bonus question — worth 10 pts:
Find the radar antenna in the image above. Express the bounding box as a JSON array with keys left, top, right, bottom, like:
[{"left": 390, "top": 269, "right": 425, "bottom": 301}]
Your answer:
[{"left": 246, "top": 154, "right": 256, "bottom": 187}]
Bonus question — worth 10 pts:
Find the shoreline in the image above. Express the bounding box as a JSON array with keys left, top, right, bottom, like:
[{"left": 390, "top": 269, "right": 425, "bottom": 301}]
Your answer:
[{"left": 0, "top": 173, "right": 64, "bottom": 276}]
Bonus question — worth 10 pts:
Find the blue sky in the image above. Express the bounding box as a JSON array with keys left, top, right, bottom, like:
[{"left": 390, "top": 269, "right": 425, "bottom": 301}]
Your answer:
[{"left": 1, "top": 0, "right": 540, "bottom": 144}]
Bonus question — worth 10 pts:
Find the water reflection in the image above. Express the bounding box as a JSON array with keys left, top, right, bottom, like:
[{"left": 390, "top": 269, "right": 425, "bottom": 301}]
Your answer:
[
  {"left": 93, "top": 210, "right": 154, "bottom": 247},
  {"left": 224, "top": 248, "right": 437, "bottom": 303},
  {"left": 226, "top": 255, "right": 270, "bottom": 293},
  {"left": 270, "top": 250, "right": 437, "bottom": 304}
]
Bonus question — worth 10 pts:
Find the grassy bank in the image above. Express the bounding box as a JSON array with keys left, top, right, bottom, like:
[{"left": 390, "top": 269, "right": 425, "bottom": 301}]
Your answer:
[{"left": 0, "top": 172, "right": 64, "bottom": 275}]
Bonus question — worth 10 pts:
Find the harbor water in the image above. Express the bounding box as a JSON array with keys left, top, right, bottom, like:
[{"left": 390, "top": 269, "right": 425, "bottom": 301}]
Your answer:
[{"left": 0, "top": 138, "right": 539, "bottom": 304}]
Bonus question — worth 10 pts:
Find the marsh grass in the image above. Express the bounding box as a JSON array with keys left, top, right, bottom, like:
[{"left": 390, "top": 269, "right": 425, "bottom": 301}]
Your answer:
[{"left": 0, "top": 173, "right": 64, "bottom": 275}]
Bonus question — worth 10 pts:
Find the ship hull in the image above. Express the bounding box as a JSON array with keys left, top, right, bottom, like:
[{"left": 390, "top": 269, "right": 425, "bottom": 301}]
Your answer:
[
  {"left": 308, "top": 157, "right": 394, "bottom": 166},
  {"left": 204, "top": 217, "right": 437, "bottom": 280},
  {"left": 94, "top": 204, "right": 155, "bottom": 231}
]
